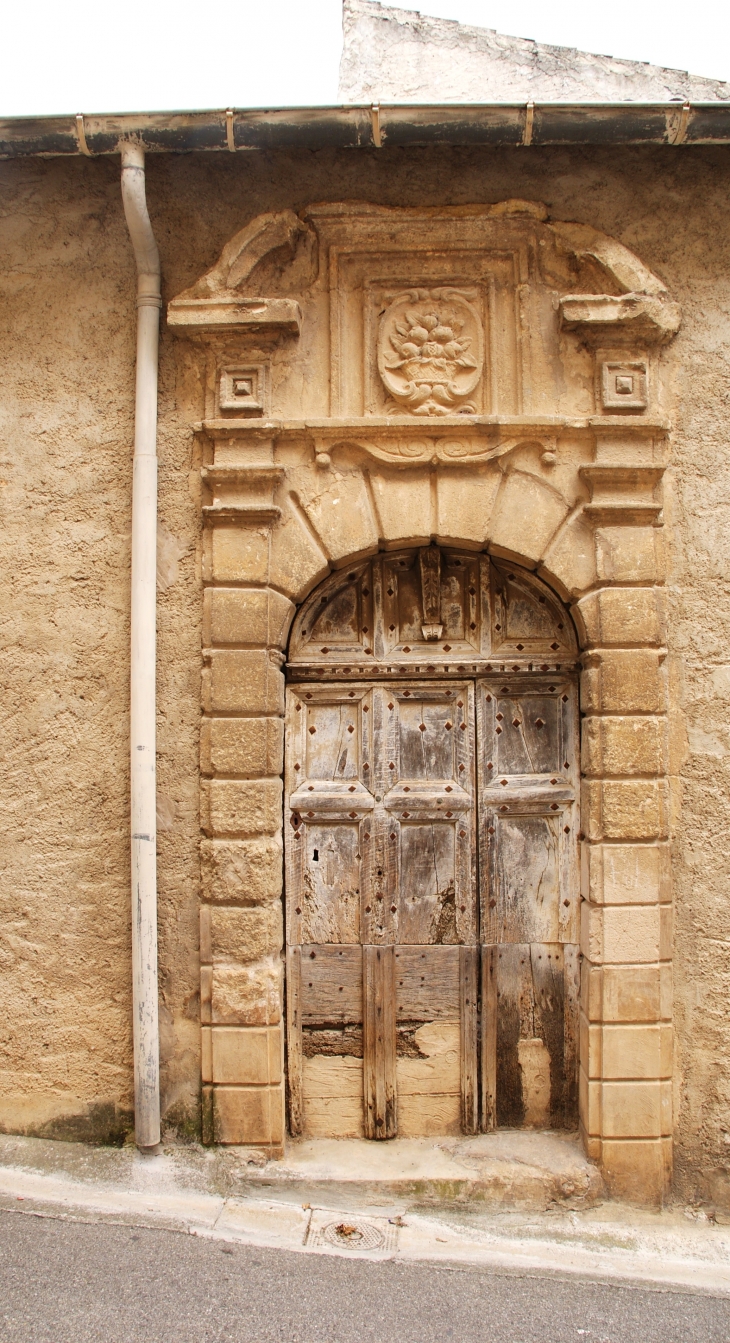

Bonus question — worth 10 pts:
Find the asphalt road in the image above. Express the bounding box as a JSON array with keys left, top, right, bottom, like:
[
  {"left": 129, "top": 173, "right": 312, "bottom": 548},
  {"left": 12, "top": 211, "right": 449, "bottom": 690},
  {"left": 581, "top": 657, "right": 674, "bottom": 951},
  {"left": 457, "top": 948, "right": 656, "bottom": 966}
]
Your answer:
[{"left": 1, "top": 1208, "right": 729, "bottom": 1343}]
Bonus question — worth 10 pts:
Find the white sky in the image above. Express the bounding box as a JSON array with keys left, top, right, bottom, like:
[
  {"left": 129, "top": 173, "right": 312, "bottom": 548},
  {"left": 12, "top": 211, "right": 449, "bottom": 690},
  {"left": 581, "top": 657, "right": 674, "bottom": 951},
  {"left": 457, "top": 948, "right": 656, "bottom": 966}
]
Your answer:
[{"left": 2, "top": 0, "right": 729, "bottom": 118}]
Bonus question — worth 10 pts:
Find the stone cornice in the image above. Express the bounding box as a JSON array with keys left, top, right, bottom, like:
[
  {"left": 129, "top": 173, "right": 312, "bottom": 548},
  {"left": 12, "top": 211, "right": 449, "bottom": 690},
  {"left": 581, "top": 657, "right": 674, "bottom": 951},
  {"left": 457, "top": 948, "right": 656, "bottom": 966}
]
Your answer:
[{"left": 194, "top": 415, "right": 669, "bottom": 469}]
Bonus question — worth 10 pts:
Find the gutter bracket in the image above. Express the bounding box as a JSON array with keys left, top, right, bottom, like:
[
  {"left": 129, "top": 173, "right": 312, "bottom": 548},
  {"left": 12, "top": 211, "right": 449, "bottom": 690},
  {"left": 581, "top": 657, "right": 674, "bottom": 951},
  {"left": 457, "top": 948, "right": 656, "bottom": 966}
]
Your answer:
[
  {"left": 522, "top": 102, "right": 535, "bottom": 147},
  {"left": 371, "top": 102, "right": 382, "bottom": 149},
  {"left": 669, "top": 101, "right": 691, "bottom": 145},
  {"left": 75, "top": 114, "right": 92, "bottom": 157}
]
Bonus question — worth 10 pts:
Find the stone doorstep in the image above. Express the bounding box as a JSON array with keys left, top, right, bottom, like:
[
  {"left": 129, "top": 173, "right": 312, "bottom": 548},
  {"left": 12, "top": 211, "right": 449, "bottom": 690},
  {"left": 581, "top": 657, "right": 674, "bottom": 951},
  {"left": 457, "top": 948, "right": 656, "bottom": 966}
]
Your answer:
[{"left": 228, "top": 1131, "right": 604, "bottom": 1212}]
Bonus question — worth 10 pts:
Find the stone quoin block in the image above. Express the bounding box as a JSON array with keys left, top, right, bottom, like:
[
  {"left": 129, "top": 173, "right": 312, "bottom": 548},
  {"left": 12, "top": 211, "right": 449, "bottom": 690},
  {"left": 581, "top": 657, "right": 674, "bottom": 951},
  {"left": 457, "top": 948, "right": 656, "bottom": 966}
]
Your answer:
[
  {"left": 201, "top": 717, "right": 284, "bottom": 779},
  {"left": 204, "top": 526, "right": 269, "bottom": 585},
  {"left": 203, "top": 587, "right": 294, "bottom": 649},
  {"left": 209, "top": 1083, "right": 285, "bottom": 1145},
  {"left": 595, "top": 525, "right": 665, "bottom": 584},
  {"left": 598, "top": 1138, "right": 672, "bottom": 1203},
  {"left": 200, "top": 1026, "right": 283, "bottom": 1086},
  {"left": 581, "top": 716, "right": 667, "bottom": 777},
  {"left": 581, "top": 1072, "right": 672, "bottom": 1138},
  {"left": 581, "top": 649, "right": 667, "bottom": 714},
  {"left": 580, "top": 1022, "right": 672, "bottom": 1079},
  {"left": 581, "top": 779, "right": 669, "bottom": 841},
  {"left": 581, "top": 843, "right": 671, "bottom": 906},
  {"left": 200, "top": 904, "right": 283, "bottom": 965},
  {"left": 200, "top": 838, "right": 283, "bottom": 904},
  {"left": 581, "top": 964, "right": 672, "bottom": 1023},
  {"left": 206, "top": 957, "right": 283, "bottom": 1026},
  {"left": 581, "top": 904, "right": 663, "bottom": 965},
  {"left": 202, "top": 650, "right": 285, "bottom": 715},
  {"left": 200, "top": 779, "right": 283, "bottom": 838},
  {"left": 576, "top": 587, "right": 665, "bottom": 647},
  {"left": 599, "top": 1080, "right": 672, "bottom": 1139}
]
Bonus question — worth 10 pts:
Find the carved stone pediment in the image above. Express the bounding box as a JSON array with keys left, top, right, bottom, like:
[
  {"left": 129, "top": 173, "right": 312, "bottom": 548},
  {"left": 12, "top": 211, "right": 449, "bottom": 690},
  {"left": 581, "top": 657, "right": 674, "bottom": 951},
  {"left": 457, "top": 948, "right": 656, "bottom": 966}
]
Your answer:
[{"left": 169, "top": 200, "right": 680, "bottom": 424}]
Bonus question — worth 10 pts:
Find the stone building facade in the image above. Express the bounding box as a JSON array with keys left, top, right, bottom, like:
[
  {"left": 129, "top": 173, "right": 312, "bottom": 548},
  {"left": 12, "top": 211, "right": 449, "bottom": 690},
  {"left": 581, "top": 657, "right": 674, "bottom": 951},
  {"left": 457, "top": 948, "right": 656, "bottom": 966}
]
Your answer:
[{"left": 2, "top": 112, "right": 730, "bottom": 1207}]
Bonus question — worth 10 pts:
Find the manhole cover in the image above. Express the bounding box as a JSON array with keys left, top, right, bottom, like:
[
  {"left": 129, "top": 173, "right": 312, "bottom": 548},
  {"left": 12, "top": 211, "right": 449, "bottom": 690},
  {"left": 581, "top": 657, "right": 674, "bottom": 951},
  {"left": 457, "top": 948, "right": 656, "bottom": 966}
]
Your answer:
[
  {"left": 307, "top": 1212, "right": 397, "bottom": 1253},
  {"left": 322, "top": 1220, "right": 385, "bottom": 1250}
]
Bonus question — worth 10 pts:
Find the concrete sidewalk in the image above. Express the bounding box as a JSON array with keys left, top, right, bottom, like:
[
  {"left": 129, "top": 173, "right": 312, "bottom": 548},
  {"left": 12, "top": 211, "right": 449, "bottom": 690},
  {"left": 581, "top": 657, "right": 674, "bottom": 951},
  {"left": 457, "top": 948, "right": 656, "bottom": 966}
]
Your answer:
[{"left": 0, "top": 1133, "right": 728, "bottom": 1295}]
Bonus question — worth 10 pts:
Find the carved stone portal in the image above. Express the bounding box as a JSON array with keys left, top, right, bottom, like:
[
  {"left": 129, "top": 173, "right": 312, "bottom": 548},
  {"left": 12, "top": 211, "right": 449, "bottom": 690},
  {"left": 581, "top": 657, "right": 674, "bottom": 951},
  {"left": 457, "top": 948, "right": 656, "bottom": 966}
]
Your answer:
[{"left": 172, "top": 201, "right": 679, "bottom": 1200}]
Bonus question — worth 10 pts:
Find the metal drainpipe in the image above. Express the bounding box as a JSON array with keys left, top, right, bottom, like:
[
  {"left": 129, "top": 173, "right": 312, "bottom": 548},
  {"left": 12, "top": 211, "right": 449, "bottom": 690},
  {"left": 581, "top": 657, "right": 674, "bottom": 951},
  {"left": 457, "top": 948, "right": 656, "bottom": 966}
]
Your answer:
[{"left": 120, "top": 142, "right": 162, "bottom": 1150}]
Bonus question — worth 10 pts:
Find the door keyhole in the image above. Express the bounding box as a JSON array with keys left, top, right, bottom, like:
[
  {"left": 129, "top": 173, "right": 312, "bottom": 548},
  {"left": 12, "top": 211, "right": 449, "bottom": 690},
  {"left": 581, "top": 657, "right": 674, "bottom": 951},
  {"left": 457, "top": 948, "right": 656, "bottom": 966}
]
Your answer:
[{"left": 312, "top": 849, "right": 319, "bottom": 861}]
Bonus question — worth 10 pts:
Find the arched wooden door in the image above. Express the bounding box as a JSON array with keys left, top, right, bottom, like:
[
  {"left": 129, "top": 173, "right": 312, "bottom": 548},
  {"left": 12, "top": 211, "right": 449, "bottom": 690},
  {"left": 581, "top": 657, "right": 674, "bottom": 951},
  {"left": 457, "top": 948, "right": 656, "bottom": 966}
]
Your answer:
[{"left": 285, "top": 548, "right": 579, "bottom": 1139}]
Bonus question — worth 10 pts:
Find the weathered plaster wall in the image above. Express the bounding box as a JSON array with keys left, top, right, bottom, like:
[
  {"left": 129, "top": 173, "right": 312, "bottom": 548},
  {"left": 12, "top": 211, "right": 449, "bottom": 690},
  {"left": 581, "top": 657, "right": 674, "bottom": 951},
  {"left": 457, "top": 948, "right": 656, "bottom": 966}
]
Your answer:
[{"left": 1, "top": 144, "right": 729, "bottom": 1201}]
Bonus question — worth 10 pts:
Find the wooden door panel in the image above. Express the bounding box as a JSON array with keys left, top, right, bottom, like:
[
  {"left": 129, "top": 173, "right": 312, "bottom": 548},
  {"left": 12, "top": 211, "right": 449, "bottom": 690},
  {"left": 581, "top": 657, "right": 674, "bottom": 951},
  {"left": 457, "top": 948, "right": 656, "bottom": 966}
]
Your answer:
[
  {"left": 303, "top": 699, "right": 364, "bottom": 779},
  {"left": 481, "top": 943, "right": 579, "bottom": 1129},
  {"left": 299, "top": 945, "right": 363, "bottom": 1024},
  {"left": 397, "top": 698, "right": 460, "bottom": 780},
  {"left": 397, "top": 821, "right": 457, "bottom": 943},
  {"left": 383, "top": 681, "right": 476, "bottom": 947},
  {"left": 381, "top": 549, "right": 483, "bottom": 658},
  {"left": 477, "top": 675, "right": 580, "bottom": 1133},
  {"left": 394, "top": 945, "right": 460, "bottom": 1018},
  {"left": 297, "top": 823, "right": 362, "bottom": 943},
  {"left": 481, "top": 804, "right": 578, "bottom": 944},
  {"left": 478, "top": 676, "right": 577, "bottom": 789},
  {"left": 477, "top": 677, "right": 579, "bottom": 947},
  {"left": 286, "top": 684, "right": 374, "bottom": 950}
]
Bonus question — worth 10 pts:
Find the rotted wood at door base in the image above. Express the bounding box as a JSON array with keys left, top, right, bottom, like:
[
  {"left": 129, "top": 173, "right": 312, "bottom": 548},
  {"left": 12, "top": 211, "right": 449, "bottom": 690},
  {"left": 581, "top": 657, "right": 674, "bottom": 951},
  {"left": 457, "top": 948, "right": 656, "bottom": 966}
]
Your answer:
[{"left": 284, "top": 547, "right": 579, "bottom": 1140}]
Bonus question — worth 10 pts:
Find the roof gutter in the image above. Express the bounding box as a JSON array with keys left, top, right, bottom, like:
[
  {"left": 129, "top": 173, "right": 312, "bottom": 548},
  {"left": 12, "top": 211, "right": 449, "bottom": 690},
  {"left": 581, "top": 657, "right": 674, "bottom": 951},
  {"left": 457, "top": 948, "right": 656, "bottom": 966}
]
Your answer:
[{"left": 2, "top": 100, "right": 730, "bottom": 158}]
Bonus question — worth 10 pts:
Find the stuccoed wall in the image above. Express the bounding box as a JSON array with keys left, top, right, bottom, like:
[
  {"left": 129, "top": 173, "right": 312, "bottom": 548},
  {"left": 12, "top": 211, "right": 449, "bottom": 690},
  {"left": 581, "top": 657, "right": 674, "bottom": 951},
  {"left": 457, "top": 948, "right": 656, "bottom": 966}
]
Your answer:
[{"left": 0, "top": 144, "right": 728, "bottom": 1203}]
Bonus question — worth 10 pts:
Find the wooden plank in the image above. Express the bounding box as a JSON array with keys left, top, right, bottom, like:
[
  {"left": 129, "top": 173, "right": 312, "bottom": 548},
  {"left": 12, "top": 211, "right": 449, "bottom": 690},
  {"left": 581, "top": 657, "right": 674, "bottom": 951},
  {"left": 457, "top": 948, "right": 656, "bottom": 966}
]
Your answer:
[
  {"left": 480, "top": 945, "right": 497, "bottom": 1132},
  {"left": 286, "top": 945, "right": 303, "bottom": 1137},
  {"left": 302, "top": 1097, "right": 365, "bottom": 1139},
  {"left": 460, "top": 946, "right": 479, "bottom": 1134},
  {"left": 396, "top": 1022, "right": 460, "bottom": 1099},
  {"left": 302, "top": 1055, "right": 363, "bottom": 1099},
  {"left": 363, "top": 944, "right": 397, "bottom": 1139},
  {"left": 530, "top": 943, "right": 566, "bottom": 1128},
  {"left": 395, "top": 945, "right": 460, "bottom": 1019},
  {"left": 299, "top": 945, "right": 362, "bottom": 1024},
  {"left": 494, "top": 943, "right": 531, "bottom": 1128},
  {"left": 397, "top": 1093, "right": 462, "bottom": 1137},
  {"left": 563, "top": 942, "right": 580, "bottom": 1127}
]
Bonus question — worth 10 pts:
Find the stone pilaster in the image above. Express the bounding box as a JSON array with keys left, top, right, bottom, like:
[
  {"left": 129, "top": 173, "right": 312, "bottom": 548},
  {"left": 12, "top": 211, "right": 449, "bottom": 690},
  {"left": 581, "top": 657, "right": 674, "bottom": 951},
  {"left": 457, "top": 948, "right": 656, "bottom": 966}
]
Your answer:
[
  {"left": 199, "top": 431, "right": 290, "bottom": 1150},
  {"left": 576, "top": 442, "right": 673, "bottom": 1203}
]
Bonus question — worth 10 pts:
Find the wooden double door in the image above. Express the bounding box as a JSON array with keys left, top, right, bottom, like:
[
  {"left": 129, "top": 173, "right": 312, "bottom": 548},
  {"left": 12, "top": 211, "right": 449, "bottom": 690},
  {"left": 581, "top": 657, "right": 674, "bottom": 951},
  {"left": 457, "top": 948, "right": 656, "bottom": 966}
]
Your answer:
[{"left": 285, "top": 672, "right": 579, "bottom": 1139}]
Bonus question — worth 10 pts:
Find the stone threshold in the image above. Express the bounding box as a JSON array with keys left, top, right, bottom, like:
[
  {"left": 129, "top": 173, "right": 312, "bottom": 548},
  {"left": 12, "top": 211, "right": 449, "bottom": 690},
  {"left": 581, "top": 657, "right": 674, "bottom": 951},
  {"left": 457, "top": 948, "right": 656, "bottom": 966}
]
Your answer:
[
  {"left": 1, "top": 1134, "right": 729, "bottom": 1294},
  {"left": 232, "top": 1131, "right": 603, "bottom": 1212}
]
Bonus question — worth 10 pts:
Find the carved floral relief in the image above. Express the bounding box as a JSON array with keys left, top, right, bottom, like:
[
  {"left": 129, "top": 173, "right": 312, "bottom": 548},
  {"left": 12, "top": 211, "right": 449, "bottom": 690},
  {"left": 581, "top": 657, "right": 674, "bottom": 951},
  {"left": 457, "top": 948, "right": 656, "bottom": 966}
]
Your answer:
[{"left": 377, "top": 287, "right": 484, "bottom": 415}]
